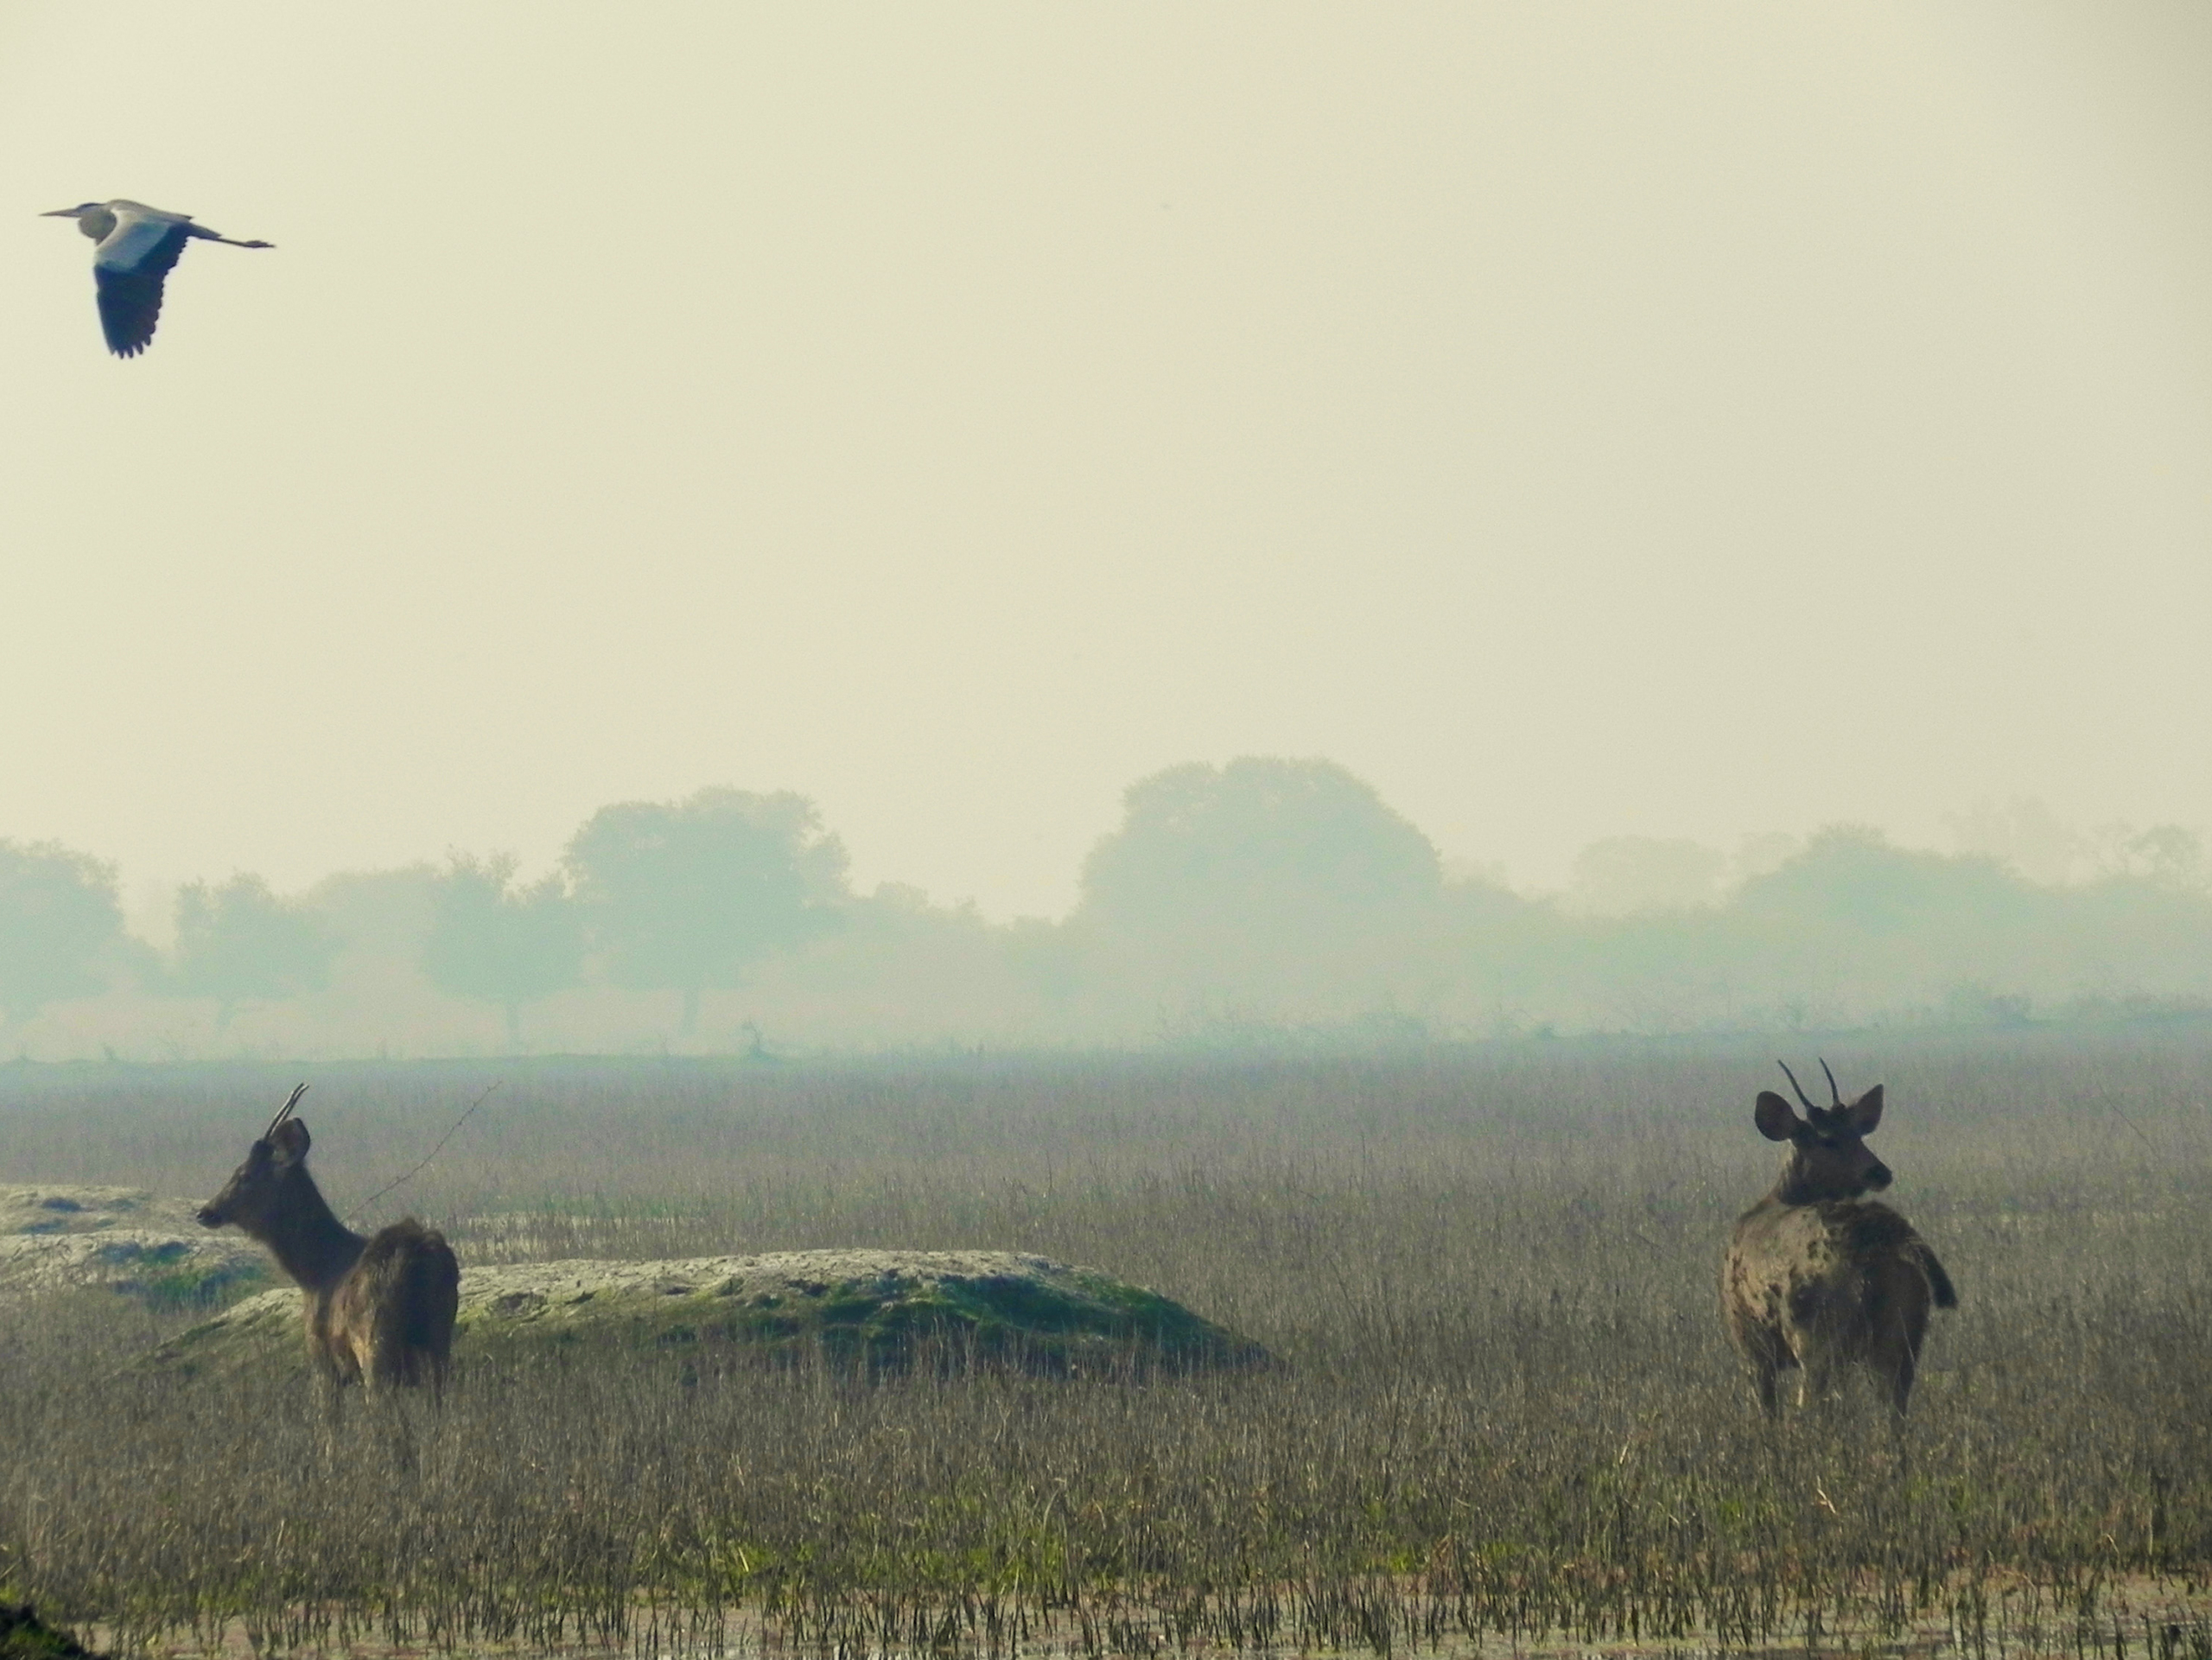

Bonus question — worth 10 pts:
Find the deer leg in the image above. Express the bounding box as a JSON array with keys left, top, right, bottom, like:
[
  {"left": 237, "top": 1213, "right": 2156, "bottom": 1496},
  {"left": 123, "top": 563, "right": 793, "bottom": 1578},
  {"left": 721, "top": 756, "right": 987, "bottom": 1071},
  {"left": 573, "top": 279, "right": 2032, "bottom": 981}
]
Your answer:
[
  {"left": 383, "top": 1390, "right": 421, "bottom": 1479},
  {"left": 1869, "top": 1263, "right": 1931, "bottom": 1417},
  {"left": 356, "top": 1336, "right": 424, "bottom": 1477},
  {"left": 1872, "top": 1313, "right": 1923, "bottom": 1417},
  {"left": 312, "top": 1367, "right": 346, "bottom": 1465},
  {"left": 1732, "top": 1320, "right": 1790, "bottom": 1417},
  {"left": 1752, "top": 1363, "right": 1779, "bottom": 1415},
  {"left": 1888, "top": 1347, "right": 1918, "bottom": 1416},
  {"left": 1745, "top": 1348, "right": 1783, "bottom": 1415},
  {"left": 1793, "top": 1335, "right": 1839, "bottom": 1409}
]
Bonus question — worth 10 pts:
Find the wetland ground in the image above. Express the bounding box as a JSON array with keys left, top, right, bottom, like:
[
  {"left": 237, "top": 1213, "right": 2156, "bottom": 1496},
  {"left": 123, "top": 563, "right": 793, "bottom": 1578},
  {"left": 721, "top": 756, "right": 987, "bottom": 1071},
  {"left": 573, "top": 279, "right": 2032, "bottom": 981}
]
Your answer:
[{"left": 2, "top": 1030, "right": 2209, "bottom": 1657}]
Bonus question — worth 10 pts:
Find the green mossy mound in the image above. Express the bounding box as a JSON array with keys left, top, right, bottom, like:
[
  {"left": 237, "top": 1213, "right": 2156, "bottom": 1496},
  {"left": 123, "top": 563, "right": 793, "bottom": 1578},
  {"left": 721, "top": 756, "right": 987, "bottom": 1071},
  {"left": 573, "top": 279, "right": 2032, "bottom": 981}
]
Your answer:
[
  {"left": 149, "top": 1249, "right": 1270, "bottom": 1379},
  {"left": 0, "top": 1605, "right": 101, "bottom": 1660},
  {"left": 0, "top": 1186, "right": 269, "bottom": 1311}
]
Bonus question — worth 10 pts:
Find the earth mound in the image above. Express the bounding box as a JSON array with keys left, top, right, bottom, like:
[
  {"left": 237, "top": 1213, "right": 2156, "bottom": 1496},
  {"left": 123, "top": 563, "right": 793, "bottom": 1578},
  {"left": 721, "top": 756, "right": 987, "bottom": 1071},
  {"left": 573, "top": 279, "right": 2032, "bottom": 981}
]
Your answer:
[
  {"left": 0, "top": 1186, "right": 268, "bottom": 1310},
  {"left": 151, "top": 1248, "right": 1270, "bottom": 1377},
  {"left": 0, "top": 1603, "right": 102, "bottom": 1660}
]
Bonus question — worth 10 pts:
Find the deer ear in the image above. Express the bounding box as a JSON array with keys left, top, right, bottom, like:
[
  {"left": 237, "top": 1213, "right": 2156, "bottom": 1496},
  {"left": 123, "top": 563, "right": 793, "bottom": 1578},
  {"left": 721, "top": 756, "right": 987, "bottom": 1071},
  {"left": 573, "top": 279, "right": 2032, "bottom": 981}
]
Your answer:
[
  {"left": 269, "top": 1117, "right": 311, "bottom": 1161},
  {"left": 1754, "top": 1091, "right": 1802, "bottom": 1142},
  {"left": 1847, "top": 1084, "right": 1885, "bottom": 1135}
]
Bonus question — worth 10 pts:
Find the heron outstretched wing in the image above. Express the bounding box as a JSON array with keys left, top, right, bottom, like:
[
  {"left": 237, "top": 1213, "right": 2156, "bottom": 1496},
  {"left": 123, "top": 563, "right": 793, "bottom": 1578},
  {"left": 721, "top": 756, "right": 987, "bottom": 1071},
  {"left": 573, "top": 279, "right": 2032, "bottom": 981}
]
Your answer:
[{"left": 92, "top": 207, "right": 194, "bottom": 358}]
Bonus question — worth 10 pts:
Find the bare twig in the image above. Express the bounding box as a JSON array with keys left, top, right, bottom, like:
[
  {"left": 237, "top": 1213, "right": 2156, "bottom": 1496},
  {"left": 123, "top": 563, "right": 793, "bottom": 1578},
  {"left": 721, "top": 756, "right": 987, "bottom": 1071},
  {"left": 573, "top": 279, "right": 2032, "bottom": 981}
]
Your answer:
[{"left": 351, "top": 1082, "right": 498, "bottom": 1219}]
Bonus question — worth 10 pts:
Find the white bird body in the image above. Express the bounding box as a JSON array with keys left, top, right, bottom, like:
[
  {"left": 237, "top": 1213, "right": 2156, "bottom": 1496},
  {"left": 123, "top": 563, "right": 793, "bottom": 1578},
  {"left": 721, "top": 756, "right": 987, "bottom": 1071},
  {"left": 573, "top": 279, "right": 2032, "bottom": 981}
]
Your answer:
[{"left": 42, "top": 198, "right": 273, "bottom": 357}]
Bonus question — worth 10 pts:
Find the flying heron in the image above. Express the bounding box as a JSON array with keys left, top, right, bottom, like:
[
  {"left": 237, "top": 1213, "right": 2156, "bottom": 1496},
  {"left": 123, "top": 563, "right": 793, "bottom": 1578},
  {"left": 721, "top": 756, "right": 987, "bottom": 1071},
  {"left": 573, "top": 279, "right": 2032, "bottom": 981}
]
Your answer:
[{"left": 41, "top": 199, "right": 273, "bottom": 358}]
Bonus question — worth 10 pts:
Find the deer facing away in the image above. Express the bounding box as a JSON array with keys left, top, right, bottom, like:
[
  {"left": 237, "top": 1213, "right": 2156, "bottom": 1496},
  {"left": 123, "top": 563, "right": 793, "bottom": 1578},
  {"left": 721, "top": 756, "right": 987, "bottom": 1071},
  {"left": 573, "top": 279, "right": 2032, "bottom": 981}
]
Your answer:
[
  {"left": 198, "top": 1085, "right": 461, "bottom": 1400},
  {"left": 1721, "top": 1061, "right": 1958, "bottom": 1415}
]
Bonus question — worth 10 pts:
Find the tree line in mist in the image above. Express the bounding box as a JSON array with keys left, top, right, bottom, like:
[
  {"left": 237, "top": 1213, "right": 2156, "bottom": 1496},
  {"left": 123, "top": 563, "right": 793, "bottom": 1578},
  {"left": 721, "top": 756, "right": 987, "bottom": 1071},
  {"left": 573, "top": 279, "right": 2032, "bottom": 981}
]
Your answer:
[{"left": 3, "top": 758, "right": 2211, "bottom": 1059}]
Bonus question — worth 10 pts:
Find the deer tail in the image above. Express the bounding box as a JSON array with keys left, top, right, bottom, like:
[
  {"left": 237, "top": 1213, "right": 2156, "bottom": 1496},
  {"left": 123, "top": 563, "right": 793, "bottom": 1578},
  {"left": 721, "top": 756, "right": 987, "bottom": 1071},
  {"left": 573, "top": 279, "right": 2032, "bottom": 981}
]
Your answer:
[
  {"left": 399, "top": 1231, "right": 461, "bottom": 1358},
  {"left": 1915, "top": 1244, "right": 1959, "bottom": 1310},
  {"left": 359, "top": 1224, "right": 461, "bottom": 1386}
]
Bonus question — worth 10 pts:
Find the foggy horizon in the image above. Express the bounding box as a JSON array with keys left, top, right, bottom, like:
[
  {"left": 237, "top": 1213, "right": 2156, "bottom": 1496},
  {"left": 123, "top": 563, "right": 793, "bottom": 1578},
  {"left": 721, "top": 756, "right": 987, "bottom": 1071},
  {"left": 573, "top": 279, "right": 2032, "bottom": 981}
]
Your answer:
[
  {"left": 9, "top": 749, "right": 2211, "bottom": 1065},
  {"left": 6, "top": 5, "right": 2209, "bottom": 939},
  {"left": 43, "top": 767, "right": 2212, "bottom": 946}
]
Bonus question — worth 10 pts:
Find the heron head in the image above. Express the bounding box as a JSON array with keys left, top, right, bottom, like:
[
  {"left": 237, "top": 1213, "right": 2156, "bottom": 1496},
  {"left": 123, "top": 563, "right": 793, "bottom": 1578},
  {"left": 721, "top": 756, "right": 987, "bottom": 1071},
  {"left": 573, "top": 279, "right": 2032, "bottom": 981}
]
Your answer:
[{"left": 43, "top": 203, "right": 117, "bottom": 243}]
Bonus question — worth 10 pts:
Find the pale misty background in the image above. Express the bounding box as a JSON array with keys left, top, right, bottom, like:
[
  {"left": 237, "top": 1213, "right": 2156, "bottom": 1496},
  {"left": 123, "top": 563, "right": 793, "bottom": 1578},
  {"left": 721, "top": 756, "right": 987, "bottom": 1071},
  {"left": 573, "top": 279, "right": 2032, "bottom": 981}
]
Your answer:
[{"left": 1, "top": 4, "right": 2208, "bottom": 1056}]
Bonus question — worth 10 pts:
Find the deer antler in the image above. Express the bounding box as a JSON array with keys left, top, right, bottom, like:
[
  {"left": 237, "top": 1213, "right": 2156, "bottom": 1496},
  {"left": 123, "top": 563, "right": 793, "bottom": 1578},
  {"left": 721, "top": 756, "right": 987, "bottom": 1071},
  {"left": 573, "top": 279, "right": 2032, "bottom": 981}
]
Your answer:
[
  {"left": 1819, "top": 1058, "right": 1844, "bottom": 1108},
  {"left": 264, "top": 1082, "right": 308, "bottom": 1141},
  {"left": 1777, "top": 1060, "right": 1818, "bottom": 1112}
]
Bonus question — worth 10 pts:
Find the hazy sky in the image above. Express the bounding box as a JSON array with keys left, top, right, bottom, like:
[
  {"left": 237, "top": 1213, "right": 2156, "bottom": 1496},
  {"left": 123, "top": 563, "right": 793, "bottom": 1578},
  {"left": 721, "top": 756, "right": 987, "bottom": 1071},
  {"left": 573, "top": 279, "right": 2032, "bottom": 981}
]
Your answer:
[{"left": 3, "top": 4, "right": 2208, "bottom": 919}]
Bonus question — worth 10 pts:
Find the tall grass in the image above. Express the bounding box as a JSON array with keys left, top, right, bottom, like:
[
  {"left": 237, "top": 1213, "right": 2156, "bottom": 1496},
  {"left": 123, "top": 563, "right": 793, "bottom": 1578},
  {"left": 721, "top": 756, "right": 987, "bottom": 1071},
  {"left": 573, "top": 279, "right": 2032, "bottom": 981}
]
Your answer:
[{"left": 2, "top": 1030, "right": 2210, "bottom": 1654}]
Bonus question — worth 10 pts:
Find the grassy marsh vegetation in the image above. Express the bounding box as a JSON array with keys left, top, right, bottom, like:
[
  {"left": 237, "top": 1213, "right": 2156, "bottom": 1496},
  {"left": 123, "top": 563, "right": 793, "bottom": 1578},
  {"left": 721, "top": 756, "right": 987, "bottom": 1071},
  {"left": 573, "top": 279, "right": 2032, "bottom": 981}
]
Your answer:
[{"left": 2, "top": 1031, "right": 2209, "bottom": 1656}]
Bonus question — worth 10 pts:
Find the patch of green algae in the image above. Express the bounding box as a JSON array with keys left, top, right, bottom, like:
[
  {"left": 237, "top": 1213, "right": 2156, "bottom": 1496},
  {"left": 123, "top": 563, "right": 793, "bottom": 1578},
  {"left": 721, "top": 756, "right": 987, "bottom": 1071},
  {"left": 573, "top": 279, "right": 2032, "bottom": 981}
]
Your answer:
[
  {"left": 0, "top": 1604, "right": 99, "bottom": 1660},
  {"left": 148, "top": 1253, "right": 1270, "bottom": 1381}
]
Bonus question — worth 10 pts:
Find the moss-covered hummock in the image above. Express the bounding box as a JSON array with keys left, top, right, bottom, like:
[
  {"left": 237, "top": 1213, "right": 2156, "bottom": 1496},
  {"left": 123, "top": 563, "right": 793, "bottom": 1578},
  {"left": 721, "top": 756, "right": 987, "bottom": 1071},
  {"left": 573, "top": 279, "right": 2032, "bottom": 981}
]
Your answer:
[
  {"left": 149, "top": 1249, "right": 1271, "bottom": 1378},
  {"left": 0, "top": 1604, "right": 101, "bottom": 1660},
  {"left": 0, "top": 1186, "right": 268, "bottom": 1311}
]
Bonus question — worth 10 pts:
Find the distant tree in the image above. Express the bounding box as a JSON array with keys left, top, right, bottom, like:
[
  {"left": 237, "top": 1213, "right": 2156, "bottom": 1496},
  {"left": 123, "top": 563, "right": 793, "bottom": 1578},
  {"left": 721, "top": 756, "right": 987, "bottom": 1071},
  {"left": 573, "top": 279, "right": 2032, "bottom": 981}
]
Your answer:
[
  {"left": 565, "top": 788, "right": 848, "bottom": 1035},
  {"left": 1566, "top": 836, "right": 1728, "bottom": 915},
  {"left": 1002, "top": 915, "right": 1088, "bottom": 1003},
  {"left": 422, "top": 854, "right": 583, "bottom": 1046},
  {"left": 1732, "top": 826, "right": 2025, "bottom": 932},
  {"left": 2114, "top": 825, "right": 2208, "bottom": 889},
  {"left": 0, "top": 839, "right": 125, "bottom": 1027},
  {"left": 172, "top": 874, "right": 338, "bottom": 1030},
  {"left": 1945, "top": 797, "right": 2090, "bottom": 886},
  {"left": 1071, "top": 757, "right": 1450, "bottom": 1025},
  {"left": 1081, "top": 757, "right": 1444, "bottom": 943}
]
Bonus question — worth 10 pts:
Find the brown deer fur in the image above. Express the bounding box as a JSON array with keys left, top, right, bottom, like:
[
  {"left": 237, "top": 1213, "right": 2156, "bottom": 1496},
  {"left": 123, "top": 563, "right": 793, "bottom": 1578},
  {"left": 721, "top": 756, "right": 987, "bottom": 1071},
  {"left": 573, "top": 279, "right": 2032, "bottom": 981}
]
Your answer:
[
  {"left": 198, "top": 1088, "right": 460, "bottom": 1399},
  {"left": 1721, "top": 1064, "right": 1957, "bottom": 1415}
]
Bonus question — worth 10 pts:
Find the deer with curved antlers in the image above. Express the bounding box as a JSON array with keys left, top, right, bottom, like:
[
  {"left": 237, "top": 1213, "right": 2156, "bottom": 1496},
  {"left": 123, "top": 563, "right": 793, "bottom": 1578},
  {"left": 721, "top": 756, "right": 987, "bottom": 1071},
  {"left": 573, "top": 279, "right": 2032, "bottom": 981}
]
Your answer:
[
  {"left": 1722, "top": 1060, "right": 1958, "bottom": 1415},
  {"left": 198, "top": 1084, "right": 461, "bottom": 1402}
]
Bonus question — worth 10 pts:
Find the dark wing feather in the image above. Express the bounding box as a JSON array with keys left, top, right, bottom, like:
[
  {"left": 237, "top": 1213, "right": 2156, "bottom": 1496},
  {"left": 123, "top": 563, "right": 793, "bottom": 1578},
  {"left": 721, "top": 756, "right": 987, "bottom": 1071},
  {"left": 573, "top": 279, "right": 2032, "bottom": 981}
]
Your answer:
[
  {"left": 94, "top": 266, "right": 167, "bottom": 357},
  {"left": 92, "top": 221, "right": 191, "bottom": 357}
]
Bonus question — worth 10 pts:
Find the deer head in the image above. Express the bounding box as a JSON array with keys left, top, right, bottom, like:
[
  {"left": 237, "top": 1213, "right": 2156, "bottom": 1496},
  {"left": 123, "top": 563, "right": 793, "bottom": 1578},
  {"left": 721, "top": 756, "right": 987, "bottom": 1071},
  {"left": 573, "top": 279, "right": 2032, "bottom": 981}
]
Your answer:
[
  {"left": 1755, "top": 1059, "right": 1891, "bottom": 1205},
  {"left": 197, "top": 1083, "right": 316, "bottom": 1233}
]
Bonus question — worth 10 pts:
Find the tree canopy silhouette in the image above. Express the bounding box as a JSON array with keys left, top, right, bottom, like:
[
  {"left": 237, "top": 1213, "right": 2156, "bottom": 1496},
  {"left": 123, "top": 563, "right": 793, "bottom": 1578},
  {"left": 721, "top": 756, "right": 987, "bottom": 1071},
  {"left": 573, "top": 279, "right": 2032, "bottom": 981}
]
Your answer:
[
  {"left": 171, "top": 875, "right": 338, "bottom": 1030},
  {"left": 0, "top": 840, "right": 125, "bottom": 1027},
  {"left": 1075, "top": 756, "right": 1442, "bottom": 960},
  {"left": 1733, "top": 827, "right": 2027, "bottom": 932},
  {"left": 423, "top": 854, "right": 583, "bottom": 1046},
  {"left": 566, "top": 788, "right": 848, "bottom": 1035}
]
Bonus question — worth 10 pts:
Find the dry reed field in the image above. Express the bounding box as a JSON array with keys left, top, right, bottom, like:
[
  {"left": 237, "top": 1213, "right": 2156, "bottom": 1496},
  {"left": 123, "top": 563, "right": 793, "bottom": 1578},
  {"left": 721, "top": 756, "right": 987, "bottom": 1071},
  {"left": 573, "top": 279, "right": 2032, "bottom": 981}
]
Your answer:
[{"left": 3, "top": 1031, "right": 2210, "bottom": 1658}]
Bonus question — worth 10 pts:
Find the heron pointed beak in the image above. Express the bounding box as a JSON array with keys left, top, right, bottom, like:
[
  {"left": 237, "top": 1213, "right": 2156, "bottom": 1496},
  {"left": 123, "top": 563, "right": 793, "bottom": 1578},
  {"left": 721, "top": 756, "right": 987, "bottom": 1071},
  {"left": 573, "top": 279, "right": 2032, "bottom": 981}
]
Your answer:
[{"left": 40, "top": 208, "right": 79, "bottom": 218}]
